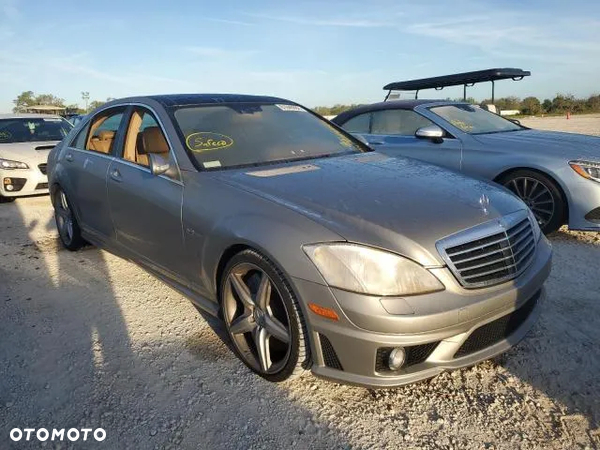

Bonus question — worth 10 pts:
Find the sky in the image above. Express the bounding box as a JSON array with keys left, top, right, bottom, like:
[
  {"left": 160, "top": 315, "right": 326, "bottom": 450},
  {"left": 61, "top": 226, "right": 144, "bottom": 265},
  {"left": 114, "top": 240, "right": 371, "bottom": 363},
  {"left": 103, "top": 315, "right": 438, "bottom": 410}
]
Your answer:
[{"left": 1, "top": 0, "right": 599, "bottom": 112}]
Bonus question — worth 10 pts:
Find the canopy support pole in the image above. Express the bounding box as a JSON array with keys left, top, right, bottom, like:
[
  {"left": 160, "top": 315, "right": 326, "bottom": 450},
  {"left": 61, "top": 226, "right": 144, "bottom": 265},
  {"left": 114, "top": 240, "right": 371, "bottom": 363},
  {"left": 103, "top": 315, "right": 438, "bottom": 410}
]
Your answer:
[
  {"left": 463, "top": 84, "right": 467, "bottom": 101},
  {"left": 415, "top": 90, "right": 419, "bottom": 99},
  {"left": 491, "top": 80, "right": 495, "bottom": 103}
]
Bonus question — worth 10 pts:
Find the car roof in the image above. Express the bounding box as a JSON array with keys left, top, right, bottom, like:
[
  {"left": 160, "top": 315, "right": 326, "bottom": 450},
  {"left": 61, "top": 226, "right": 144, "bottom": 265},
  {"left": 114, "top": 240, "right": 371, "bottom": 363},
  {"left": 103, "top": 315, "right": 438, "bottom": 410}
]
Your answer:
[
  {"left": 104, "top": 93, "right": 294, "bottom": 109},
  {"left": 0, "top": 113, "right": 63, "bottom": 119},
  {"left": 332, "top": 99, "right": 453, "bottom": 124}
]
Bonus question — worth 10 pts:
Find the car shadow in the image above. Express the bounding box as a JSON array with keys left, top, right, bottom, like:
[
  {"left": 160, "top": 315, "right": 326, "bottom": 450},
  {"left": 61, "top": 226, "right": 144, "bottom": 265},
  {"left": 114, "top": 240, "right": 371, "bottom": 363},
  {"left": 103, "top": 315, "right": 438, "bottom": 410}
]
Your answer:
[
  {"left": 498, "top": 232, "right": 600, "bottom": 439},
  {"left": 0, "top": 197, "right": 352, "bottom": 449}
]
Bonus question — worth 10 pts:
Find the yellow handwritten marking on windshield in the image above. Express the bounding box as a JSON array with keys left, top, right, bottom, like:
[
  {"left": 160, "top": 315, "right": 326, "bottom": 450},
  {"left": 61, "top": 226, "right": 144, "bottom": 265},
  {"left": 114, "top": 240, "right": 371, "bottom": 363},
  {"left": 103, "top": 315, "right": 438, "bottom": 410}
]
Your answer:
[
  {"left": 186, "top": 132, "right": 234, "bottom": 152},
  {"left": 0, "top": 131, "right": 12, "bottom": 140}
]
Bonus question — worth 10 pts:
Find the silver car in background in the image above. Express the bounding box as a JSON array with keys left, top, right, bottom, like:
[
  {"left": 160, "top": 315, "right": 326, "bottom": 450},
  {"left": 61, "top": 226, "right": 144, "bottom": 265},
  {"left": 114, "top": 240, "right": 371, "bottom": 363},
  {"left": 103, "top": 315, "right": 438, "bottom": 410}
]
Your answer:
[
  {"left": 0, "top": 114, "right": 72, "bottom": 202},
  {"left": 333, "top": 100, "right": 600, "bottom": 234},
  {"left": 47, "top": 94, "right": 551, "bottom": 387}
]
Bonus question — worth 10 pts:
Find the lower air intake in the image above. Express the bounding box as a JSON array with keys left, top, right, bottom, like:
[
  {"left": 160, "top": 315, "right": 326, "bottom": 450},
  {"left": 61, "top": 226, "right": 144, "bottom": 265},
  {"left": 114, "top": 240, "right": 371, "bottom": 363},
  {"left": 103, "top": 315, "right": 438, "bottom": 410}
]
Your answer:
[{"left": 319, "top": 334, "right": 343, "bottom": 371}]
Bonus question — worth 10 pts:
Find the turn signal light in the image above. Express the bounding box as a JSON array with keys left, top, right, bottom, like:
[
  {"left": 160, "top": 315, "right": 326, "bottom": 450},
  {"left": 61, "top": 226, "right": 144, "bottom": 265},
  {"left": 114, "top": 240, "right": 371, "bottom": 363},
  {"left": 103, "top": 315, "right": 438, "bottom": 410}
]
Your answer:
[{"left": 308, "top": 303, "right": 339, "bottom": 321}]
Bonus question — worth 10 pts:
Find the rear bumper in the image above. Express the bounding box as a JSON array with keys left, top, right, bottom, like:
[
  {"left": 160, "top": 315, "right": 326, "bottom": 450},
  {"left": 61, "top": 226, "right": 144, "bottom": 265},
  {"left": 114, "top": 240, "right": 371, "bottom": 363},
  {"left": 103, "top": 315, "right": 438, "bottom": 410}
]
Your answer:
[
  {"left": 294, "top": 236, "right": 552, "bottom": 388},
  {"left": 0, "top": 167, "right": 49, "bottom": 197}
]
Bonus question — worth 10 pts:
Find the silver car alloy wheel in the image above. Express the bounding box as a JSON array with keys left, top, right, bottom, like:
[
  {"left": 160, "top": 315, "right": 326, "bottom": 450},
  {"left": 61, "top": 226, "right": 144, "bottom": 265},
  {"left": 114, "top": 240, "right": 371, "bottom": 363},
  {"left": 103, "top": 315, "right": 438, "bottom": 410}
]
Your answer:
[
  {"left": 505, "top": 176, "right": 555, "bottom": 228},
  {"left": 223, "top": 263, "right": 292, "bottom": 374},
  {"left": 55, "top": 191, "right": 74, "bottom": 244}
]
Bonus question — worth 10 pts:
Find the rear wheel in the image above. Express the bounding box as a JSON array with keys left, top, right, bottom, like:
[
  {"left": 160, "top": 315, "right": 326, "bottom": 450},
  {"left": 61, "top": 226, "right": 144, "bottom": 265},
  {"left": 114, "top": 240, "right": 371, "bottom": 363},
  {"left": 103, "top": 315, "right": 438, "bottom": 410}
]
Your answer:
[
  {"left": 500, "top": 170, "right": 566, "bottom": 234},
  {"left": 220, "top": 249, "right": 309, "bottom": 382},
  {"left": 54, "top": 188, "right": 85, "bottom": 250}
]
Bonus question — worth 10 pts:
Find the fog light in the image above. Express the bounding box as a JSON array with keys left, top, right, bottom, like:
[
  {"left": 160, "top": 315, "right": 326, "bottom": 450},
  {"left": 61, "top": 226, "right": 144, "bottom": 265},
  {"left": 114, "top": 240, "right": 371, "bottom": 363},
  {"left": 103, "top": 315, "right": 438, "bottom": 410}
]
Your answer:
[{"left": 388, "top": 347, "right": 406, "bottom": 370}]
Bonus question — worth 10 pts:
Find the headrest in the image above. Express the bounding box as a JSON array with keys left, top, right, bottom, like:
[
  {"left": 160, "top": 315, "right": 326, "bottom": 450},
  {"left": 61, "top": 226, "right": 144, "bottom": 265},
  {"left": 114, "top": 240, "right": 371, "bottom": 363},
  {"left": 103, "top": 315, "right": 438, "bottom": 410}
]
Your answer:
[
  {"left": 98, "top": 130, "right": 115, "bottom": 140},
  {"left": 141, "top": 126, "right": 169, "bottom": 154}
]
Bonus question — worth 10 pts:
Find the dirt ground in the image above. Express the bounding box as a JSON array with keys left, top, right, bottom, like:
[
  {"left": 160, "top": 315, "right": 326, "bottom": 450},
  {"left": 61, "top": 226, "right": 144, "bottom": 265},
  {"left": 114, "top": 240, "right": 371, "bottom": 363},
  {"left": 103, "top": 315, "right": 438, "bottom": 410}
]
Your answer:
[
  {"left": 520, "top": 114, "right": 600, "bottom": 136},
  {"left": 1, "top": 117, "right": 600, "bottom": 449}
]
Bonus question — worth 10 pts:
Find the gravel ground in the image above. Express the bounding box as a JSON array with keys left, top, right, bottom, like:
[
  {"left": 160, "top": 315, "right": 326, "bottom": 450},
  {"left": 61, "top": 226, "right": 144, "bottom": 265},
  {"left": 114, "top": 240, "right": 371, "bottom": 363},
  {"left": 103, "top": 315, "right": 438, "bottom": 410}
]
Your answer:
[{"left": 1, "top": 117, "right": 599, "bottom": 449}]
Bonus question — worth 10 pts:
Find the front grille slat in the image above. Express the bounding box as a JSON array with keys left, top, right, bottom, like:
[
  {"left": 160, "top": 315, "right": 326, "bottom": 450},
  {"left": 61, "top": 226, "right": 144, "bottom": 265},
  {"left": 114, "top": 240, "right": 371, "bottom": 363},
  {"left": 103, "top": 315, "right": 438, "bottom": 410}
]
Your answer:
[
  {"left": 446, "top": 234, "right": 507, "bottom": 258},
  {"left": 438, "top": 212, "right": 537, "bottom": 288},
  {"left": 457, "top": 252, "right": 515, "bottom": 273}
]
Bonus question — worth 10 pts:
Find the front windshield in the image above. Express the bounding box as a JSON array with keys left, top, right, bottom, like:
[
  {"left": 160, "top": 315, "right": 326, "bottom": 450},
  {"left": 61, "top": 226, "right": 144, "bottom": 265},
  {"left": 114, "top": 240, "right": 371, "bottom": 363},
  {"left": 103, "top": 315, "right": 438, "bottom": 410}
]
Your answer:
[
  {"left": 173, "top": 103, "right": 367, "bottom": 170},
  {"left": 429, "top": 104, "right": 522, "bottom": 135},
  {"left": 0, "top": 117, "right": 73, "bottom": 143}
]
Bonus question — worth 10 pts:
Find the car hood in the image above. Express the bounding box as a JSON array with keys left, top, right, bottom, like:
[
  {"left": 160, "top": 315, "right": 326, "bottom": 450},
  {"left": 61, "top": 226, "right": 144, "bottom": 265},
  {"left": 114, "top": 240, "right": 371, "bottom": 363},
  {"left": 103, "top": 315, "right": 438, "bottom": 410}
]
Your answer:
[
  {"left": 0, "top": 141, "right": 59, "bottom": 165},
  {"left": 212, "top": 153, "right": 526, "bottom": 266},
  {"left": 473, "top": 129, "right": 600, "bottom": 161}
]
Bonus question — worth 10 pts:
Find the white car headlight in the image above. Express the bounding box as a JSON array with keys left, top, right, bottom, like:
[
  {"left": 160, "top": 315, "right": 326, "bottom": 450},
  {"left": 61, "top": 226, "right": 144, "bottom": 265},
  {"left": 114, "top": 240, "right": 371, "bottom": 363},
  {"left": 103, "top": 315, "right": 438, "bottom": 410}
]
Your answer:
[
  {"left": 303, "top": 243, "right": 444, "bottom": 296},
  {"left": 569, "top": 160, "right": 600, "bottom": 183},
  {"left": 527, "top": 209, "right": 542, "bottom": 241},
  {"left": 0, "top": 158, "right": 29, "bottom": 170}
]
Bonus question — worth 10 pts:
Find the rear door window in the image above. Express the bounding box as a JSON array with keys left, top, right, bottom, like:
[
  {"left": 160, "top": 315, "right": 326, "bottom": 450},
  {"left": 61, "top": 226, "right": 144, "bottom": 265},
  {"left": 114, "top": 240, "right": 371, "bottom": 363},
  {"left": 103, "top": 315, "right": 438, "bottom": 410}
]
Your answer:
[{"left": 371, "top": 110, "right": 433, "bottom": 136}]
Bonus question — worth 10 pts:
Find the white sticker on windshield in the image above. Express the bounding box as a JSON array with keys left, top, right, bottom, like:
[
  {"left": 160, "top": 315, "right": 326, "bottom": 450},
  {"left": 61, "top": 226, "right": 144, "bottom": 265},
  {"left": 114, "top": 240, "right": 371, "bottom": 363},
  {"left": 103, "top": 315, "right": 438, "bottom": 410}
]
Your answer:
[
  {"left": 275, "top": 104, "right": 305, "bottom": 112},
  {"left": 203, "top": 160, "right": 222, "bottom": 169},
  {"left": 43, "top": 118, "right": 62, "bottom": 122}
]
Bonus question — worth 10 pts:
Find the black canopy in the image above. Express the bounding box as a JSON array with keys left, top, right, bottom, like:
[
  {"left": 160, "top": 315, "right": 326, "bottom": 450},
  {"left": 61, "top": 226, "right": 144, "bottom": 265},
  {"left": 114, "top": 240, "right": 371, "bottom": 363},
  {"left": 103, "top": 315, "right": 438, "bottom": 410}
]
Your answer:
[{"left": 383, "top": 68, "right": 531, "bottom": 102}]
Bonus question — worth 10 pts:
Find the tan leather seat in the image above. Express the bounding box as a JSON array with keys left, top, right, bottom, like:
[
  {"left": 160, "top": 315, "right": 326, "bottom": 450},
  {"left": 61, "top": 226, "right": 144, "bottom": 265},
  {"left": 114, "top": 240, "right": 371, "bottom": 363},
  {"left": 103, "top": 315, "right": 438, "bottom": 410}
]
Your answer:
[
  {"left": 136, "top": 126, "right": 169, "bottom": 166},
  {"left": 90, "top": 130, "right": 116, "bottom": 153}
]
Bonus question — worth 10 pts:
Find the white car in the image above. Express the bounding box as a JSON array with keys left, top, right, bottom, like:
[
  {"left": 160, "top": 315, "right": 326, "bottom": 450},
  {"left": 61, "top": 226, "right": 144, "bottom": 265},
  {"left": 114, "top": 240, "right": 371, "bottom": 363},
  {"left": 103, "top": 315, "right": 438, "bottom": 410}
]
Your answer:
[{"left": 0, "top": 114, "right": 72, "bottom": 202}]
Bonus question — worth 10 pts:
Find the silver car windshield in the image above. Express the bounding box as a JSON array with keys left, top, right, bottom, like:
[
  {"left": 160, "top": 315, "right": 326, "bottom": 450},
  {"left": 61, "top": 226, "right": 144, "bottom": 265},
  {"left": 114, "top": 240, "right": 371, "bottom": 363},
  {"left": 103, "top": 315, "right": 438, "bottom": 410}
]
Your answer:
[
  {"left": 429, "top": 104, "right": 522, "bottom": 135},
  {"left": 0, "top": 118, "right": 73, "bottom": 143},
  {"left": 173, "top": 103, "right": 366, "bottom": 170}
]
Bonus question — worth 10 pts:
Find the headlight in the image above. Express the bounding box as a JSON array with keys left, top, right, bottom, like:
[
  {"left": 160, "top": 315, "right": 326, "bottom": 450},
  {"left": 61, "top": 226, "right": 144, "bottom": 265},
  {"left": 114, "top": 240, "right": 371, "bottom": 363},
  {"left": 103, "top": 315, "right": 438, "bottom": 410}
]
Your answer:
[
  {"left": 569, "top": 160, "right": 600, "bottom": 183},
  {"left": 303, "top": 243, "right": 444, "bottom": 296},
  {"left": 0, "top": 158, "right": 29, "bottom": 170},
  {"left": 527, "top": 209, "right": 542, "bottom": 241}
]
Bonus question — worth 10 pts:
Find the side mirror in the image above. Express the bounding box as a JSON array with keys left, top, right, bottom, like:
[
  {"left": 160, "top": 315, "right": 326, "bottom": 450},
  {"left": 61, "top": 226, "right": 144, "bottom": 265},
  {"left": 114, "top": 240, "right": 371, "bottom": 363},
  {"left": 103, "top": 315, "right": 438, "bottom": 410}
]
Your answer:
[
  {"left": 415, "top": 125, "right": 444, "bottom": 143},
  {"left": 148, "top": 154, "right": 170, "bottom": 176}
]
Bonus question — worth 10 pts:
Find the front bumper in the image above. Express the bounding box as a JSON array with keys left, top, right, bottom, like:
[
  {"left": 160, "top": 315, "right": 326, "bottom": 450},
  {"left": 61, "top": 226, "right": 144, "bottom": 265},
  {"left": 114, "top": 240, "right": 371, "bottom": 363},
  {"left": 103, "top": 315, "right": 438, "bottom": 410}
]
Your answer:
[
  {"left": 294, "top": 236, "right": 552, "bottom": 388},
  {"left": 564, "top": 170, "right": 600, "bottom": 231},
  {"left": 0, "top": 167, "right": 49, "bottom": 198}
]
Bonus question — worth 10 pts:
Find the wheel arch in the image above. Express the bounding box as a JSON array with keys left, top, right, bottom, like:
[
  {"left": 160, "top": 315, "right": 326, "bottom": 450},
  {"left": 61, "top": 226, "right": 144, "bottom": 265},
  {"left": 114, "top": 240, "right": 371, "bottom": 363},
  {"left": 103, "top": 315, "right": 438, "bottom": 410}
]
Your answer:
[{"left": 493, "top": 166, "right": 570, "bottom": 223}]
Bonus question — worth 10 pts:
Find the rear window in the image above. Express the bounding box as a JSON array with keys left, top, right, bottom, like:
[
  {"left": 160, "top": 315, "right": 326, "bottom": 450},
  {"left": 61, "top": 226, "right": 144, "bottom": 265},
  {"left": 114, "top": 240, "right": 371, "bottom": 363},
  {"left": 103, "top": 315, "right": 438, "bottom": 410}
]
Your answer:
[
  {"left": 173, "top": 103, "right": 366, "bottom": 170},
  {"left": 0, "top": 118, "right": 73, "bottom": 143}
]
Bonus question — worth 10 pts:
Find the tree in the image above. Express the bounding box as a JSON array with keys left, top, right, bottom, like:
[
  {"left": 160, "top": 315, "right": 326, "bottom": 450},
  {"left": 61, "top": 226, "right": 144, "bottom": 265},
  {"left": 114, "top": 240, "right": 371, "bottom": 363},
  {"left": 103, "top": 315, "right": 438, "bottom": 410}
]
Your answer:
[
  {"left": 551, "top": 94, "right": 576, "bottom": 113},
  {"left": 88, "top": 100, "right": 106, "bottom": 111},
  {"left": 542, "top": 99, "right": 552, "bottom": 113},
  {"left": 521, "top": 97, "right": 542, "bottom": 115},
  {"left": 12, "top": 91, "right": 36, "bottom": 112},
  {"left": 494, "top": 96, "right": 521, "bottom": 110},
  {"left": 35, "top": 94, "right": 65, "bottom": 106},
  {"left": 81, "top": 91, "right": 90, "bottom": 112}
]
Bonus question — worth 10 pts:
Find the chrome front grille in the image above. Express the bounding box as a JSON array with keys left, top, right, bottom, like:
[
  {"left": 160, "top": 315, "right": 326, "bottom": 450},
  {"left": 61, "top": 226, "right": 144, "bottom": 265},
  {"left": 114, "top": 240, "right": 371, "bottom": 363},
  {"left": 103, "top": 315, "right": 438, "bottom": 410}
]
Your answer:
[{"left": 437, "top": 211, "right": 537, "bottom": 288}]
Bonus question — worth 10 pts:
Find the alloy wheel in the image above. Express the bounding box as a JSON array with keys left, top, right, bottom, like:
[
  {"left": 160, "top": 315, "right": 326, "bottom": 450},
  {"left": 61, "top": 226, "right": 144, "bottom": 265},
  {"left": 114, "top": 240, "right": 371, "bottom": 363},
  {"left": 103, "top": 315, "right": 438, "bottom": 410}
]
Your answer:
[
  {"left": 223, "top": 263, "right": 292, "bottom": 374},
  {"left": 55, "top": 191, "right": 74, "bottom": 244},
  {"left": 504, "top": 176, "right": 555, "bottom": 228}
]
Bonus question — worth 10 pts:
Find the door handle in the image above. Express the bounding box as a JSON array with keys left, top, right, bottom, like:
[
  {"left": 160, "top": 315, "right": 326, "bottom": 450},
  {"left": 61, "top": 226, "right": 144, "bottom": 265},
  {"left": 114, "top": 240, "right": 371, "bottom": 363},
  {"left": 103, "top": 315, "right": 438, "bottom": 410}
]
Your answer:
[
  {"left": 110, "top": 168, "right": 122, "bottom": 182},
  {"left": 65, "top": 153, "right": 74, "bottom": 162}
]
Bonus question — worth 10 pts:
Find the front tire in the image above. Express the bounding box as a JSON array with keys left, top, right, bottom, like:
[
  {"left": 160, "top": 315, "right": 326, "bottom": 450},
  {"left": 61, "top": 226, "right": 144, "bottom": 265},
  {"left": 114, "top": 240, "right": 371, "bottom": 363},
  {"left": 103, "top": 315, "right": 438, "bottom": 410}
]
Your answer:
[
  {"left": 220, "top": 249, "right": 310, "bottom": 382},
  {"left": 500, "top": 170, "right": 566, "bottom": 234},
  {"left": 0, "top": 195, "right": 15, "bottom": 203},
  {"left": 54, "top": 188, "right": 85, "bottom": 251}
]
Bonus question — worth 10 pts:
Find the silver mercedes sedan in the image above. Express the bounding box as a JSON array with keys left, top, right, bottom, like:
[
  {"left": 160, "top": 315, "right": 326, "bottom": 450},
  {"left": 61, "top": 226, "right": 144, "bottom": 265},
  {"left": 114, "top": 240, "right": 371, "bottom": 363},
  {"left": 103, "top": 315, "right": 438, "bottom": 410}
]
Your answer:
[
  {"left": 47, "top": 94, "right": 551, "bottom": 387},
  {"left": 333, "top": 100, "right": 600, "bottom": 234}
]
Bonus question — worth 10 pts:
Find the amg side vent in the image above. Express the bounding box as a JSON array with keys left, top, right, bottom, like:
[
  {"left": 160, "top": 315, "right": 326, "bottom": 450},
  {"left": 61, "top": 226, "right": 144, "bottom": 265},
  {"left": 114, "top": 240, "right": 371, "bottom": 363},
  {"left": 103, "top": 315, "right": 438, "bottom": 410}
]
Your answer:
[
  {"left": 437, "top": 211, "right": 537, "bottom": 288},
  {"left": 319, "top": 334, "right": 343, "bottom": 371},
  {"left": 455, "top": 290, "right": 540, "bottom": 358}
]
